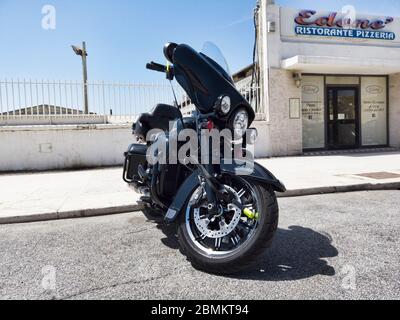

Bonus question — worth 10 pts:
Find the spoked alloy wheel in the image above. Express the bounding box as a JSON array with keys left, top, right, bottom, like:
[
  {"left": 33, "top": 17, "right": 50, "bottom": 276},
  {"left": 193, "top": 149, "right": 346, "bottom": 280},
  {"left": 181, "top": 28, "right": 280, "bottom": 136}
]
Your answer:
[
  {"left": 186, "top": 180, "right": 259, "bottom": 256},
  {"left": 177, "top": 176, "right": 279, "bottom": 274}
]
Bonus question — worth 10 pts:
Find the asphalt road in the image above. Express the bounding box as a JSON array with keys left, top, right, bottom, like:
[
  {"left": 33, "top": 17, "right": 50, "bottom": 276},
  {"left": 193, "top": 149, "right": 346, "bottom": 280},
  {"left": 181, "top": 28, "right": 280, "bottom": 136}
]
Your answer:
[{"left": 0, "top": 191, "right": 399, "bottom": 300}]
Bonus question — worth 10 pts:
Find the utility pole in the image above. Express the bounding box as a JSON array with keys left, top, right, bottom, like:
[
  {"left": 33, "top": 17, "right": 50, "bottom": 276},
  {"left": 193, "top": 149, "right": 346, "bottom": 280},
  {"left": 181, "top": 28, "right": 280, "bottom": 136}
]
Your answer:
[{"left": 72, "top": 41, "right": 89, "bottom": 114}]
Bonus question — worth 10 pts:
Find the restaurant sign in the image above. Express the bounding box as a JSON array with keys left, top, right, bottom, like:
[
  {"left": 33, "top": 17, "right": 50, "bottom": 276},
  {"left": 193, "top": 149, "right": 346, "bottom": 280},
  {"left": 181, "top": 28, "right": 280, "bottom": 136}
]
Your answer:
[{"left": 294, "top": 10, "right": 396, "bottom": 41}]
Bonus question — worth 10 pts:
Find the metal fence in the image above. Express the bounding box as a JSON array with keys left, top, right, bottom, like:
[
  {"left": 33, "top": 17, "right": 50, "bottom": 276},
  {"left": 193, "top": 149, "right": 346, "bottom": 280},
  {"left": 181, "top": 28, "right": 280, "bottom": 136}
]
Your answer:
[{"left": 0, "top": 79, "right": 262, "bottom": 124}]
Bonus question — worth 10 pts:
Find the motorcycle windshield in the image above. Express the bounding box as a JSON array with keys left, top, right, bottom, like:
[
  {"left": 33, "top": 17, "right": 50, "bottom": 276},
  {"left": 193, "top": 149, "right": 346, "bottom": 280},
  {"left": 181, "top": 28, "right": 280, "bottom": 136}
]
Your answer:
[
  {"left": 173, "top": 43, "right": 251, "bottom": 115},
  {"left": 200, "top": 42, "right": 232, "bottom": 81}
]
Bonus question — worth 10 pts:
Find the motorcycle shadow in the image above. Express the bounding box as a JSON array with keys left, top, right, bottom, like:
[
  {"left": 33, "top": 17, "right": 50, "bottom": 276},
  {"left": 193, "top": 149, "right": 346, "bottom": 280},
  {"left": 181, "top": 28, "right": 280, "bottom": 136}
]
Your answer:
[
  {"left": 142, "top": 209, "right": 181, "bottom": 250},
  {"left": 235, "top": 226, "right": 339, "bottom": 281},
  {"left": 143, "top": 209, "right": 338, "bottom": 281}
]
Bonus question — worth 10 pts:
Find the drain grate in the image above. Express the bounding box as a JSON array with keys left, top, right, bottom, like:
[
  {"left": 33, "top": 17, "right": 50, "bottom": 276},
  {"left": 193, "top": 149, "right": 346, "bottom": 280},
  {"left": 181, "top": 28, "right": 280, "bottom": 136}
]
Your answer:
[{"left": 355, "top": 172, "right": 400, "bottom": 180}]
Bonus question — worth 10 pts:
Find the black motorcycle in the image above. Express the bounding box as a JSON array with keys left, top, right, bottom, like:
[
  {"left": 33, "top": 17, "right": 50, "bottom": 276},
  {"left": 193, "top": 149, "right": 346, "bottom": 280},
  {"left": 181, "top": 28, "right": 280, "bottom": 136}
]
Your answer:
[{"left": 123, "top": 42, "right": 286, "bottom": 274}]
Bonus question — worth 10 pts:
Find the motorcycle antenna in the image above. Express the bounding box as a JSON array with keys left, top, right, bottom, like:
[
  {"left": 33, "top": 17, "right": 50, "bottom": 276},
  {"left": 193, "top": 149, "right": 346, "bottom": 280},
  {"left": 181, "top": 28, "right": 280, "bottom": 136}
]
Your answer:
[
  {"left": 167, "top": 62, "right": 185, "bottom": 126},
  {"left": 166, "top": 62, "right": 179, "bottom": 108},
  {"left": 169, "top": 80, "right": 179, "bottom": 108}
]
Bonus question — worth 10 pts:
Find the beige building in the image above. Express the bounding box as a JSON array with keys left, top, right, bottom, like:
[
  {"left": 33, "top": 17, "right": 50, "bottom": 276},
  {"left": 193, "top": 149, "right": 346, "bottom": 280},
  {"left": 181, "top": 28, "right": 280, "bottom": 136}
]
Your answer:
[{"left": 256, "top": 0, "right": 400, "bottom": 156}]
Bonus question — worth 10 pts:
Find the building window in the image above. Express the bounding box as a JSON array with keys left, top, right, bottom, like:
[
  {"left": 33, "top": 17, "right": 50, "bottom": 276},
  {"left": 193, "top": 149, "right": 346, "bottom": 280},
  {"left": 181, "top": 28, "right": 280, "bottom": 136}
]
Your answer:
[
  {"left": 301, "top": 76, "right": 325, "bottom": 149},
  {"left": 361, "top": 77, "right": 388, "bottom": 146}
]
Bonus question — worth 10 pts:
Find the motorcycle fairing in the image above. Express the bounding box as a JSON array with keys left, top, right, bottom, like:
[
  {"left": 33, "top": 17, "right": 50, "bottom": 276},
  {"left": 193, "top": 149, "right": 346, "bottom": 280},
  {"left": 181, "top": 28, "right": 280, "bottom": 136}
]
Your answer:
[{"left": 172, "top": 44, "right": 255, "bottom": 123}]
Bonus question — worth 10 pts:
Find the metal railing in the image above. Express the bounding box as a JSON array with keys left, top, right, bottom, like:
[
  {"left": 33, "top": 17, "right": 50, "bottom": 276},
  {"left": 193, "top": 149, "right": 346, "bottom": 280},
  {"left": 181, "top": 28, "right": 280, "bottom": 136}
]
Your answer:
[{"left": 0, "top": 79, "right": 262, "bottom": 124}]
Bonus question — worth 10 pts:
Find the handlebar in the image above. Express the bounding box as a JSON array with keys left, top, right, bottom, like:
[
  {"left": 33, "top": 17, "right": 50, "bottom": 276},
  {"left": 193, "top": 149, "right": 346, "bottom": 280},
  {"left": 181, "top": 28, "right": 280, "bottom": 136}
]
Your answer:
[
  {"left": 146, "top": 61, "right": 174, "bottom": 80},
  {"left": 146, "top": 61, "right": 167, "bottom": 73}
]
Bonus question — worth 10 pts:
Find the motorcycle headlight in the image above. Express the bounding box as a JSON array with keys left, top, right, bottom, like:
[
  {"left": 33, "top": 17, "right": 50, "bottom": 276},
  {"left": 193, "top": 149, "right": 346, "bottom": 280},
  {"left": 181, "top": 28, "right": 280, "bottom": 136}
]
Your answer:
[
  {"left": 215, "top": 95, "right": 231, "bottom": 116},
  {"left": 230, "top": 108, "right": 249, "bottom": 138}
]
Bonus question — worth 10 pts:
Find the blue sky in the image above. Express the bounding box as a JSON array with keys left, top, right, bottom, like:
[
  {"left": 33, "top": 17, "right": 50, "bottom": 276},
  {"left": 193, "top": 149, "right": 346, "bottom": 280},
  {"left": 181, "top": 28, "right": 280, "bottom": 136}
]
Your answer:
[{"left": 0, "top": 0, "right": 399, "bottom": 82}]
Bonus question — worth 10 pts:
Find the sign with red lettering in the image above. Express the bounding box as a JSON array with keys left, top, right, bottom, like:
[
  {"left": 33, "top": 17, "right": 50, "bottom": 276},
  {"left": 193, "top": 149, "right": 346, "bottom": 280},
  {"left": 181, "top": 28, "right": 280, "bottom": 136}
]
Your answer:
[{"left": 294, "top": 10, "right": 395, "bottom": 41}]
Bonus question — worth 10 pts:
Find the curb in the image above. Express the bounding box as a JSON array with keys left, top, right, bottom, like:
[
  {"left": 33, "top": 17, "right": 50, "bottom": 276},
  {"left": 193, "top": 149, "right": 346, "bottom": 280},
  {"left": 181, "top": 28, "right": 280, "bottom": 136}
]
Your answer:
[
  {"left": 278, "top": 182, "right": 400, "bottom": 198},
  {"left": 0, "top": 203, "right": 144, "bottom": 225},
  {"left": 1, "top": 183, "right": 399, "bottom": 225}
]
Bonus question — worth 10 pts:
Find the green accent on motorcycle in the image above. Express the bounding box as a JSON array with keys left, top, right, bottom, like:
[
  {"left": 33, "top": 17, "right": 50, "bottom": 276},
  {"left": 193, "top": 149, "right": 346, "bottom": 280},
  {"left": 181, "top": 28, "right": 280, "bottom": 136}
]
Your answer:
[{"left": 243, "top": 208, "right": 259, "bottom": 220}]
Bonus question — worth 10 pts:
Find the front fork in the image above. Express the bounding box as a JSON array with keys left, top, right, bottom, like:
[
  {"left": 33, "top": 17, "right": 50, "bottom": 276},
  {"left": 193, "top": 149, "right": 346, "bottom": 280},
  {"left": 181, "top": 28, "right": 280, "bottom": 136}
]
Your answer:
[
  {"left": 203, "top": 164, "right": 218, "bottom": 214},
  {"left": 196, "top": 119, "right": 247, "bottom": 216},
  {"left": 196, "top": 160, "right": 230, "bottom": 214},
  {"left": 196, "top": 162, "right": 257, "bottom": 221}
]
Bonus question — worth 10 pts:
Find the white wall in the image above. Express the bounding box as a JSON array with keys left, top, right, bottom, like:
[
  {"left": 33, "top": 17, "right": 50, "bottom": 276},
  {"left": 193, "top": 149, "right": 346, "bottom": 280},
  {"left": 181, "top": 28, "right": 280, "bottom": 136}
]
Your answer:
[
  {"left": 253, "top": 121, "right": 272, "bottom": 158},
  {"left": 0, "top": 122, "right": 271, "bottom": 172},
  {"left": 0, "top": 124, "right": 134, "bottom": 171}
]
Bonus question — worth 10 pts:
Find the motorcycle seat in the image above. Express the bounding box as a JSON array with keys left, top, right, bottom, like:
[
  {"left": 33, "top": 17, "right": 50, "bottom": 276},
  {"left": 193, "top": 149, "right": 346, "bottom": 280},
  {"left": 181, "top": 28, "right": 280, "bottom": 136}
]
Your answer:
[{"left": 134, "top": 104, "right": 182, "bottom": 140}]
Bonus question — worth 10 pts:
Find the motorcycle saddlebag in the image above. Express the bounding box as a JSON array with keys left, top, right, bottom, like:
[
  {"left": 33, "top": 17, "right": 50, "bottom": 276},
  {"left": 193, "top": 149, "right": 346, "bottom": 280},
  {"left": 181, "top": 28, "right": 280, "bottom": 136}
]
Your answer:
[{"left": 123, "top": 144, "right": 148, "bottom": 183}]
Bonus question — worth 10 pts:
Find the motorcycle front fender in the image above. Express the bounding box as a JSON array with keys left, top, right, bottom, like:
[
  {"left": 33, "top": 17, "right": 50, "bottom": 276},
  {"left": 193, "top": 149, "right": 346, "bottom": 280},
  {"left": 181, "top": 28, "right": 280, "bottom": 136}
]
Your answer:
[
  {"left": 165, "top": 170, "right": 200, "bottom": 223},
  {"left": 220, "top": 160, "right": 286, "bottom": 194}
]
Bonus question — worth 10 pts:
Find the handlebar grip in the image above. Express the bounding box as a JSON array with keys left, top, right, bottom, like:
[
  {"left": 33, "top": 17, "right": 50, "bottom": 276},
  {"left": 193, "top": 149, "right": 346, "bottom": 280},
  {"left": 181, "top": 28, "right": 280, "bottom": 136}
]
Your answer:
[{"left": 146, "top": 61, "right": 166, "bottom": 73}]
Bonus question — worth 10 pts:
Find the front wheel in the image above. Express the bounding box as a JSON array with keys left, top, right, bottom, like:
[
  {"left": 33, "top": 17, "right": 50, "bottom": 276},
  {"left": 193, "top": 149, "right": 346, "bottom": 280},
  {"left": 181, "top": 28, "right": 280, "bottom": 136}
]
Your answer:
[{"left": 177, "top": 176, "right": 279, "bottom": 274}]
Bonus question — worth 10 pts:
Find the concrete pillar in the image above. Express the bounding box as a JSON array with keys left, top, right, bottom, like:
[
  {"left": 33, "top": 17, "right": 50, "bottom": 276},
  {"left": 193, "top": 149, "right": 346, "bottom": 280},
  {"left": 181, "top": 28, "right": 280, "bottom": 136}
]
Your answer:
[
  {"left": 267, "top": 68, "right": 302, "bottom": 156},
  {"left": 257, "top": 1, "right": 303, "bottom": 156},
  {"left": 389, "top": 73, "right": 400, "bottom": 147}
]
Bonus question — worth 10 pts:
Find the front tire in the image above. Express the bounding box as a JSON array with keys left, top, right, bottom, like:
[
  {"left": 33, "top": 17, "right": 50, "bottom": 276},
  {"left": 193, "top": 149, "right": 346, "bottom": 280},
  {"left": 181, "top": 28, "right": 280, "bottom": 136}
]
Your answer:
[{"left": 177, "top": 179, "right": 279, "bottom": 275}]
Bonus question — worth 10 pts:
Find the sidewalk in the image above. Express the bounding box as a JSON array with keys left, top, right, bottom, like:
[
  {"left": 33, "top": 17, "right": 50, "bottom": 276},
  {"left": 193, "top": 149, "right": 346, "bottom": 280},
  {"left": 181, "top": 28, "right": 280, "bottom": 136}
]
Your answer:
[
  {"left": 257, "top": 152, "right": 400, "bottom": 196},
  {"left": 1, "top": 152, "right": 399, "bottom": 224},
  {"left": 0, "top": 168, "right": 142, "bottom": 224}
]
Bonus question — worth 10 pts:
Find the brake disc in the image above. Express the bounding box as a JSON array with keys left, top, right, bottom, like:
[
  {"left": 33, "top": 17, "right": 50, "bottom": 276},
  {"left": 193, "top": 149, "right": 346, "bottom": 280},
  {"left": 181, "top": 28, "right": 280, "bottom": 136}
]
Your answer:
[{"left": 193, "top": 186, "right": 242, "bottom": 239}]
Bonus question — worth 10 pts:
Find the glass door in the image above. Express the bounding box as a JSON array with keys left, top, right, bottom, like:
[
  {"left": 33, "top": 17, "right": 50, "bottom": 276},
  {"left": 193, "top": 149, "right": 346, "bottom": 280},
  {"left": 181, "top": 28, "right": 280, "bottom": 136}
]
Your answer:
[{"left": 327, "top": 87, "right": 359, "bottom": 149}]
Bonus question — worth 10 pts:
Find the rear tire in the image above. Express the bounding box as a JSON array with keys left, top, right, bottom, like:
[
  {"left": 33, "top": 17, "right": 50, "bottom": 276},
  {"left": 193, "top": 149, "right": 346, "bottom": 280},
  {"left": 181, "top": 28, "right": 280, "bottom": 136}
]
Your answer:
[{"left": 177, "top": 182, "right": 279, "bottom": 275}]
